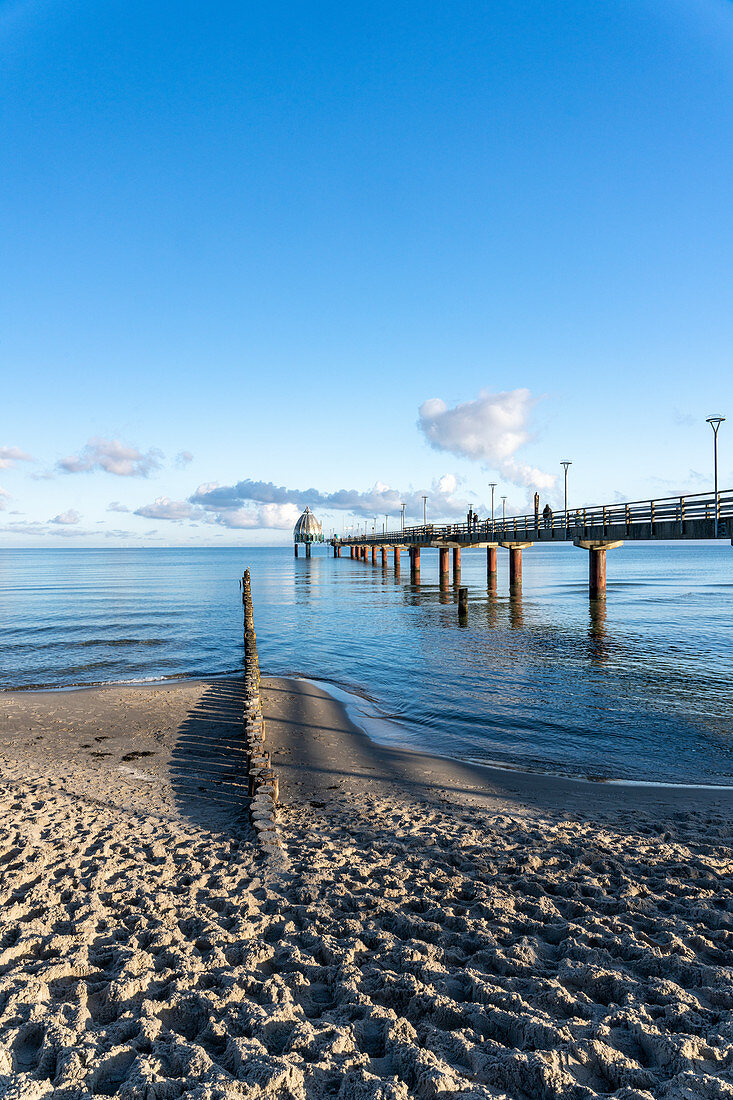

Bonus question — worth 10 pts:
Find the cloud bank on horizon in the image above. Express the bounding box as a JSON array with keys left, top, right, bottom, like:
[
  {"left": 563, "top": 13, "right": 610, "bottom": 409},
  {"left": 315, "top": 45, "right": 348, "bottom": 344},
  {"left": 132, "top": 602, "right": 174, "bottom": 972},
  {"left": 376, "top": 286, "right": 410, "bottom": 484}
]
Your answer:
[
  {"left": 418, "top": 389, "right": 555, "bottom": 492},
  {"left": 186, "top": 473, "right": 469, "bottom": 528}
]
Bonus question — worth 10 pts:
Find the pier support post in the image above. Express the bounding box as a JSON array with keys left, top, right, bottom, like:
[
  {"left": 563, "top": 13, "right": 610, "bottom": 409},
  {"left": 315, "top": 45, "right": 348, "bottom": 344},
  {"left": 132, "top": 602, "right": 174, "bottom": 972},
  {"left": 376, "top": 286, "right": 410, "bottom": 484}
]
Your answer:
[
  {"left": 350, "top": 546, "right": 355, "bottom": 559},
  {"left": 361, "top": 546, "right": 367, "bottom": 561},
  {"left": 452, "top": 547, "right": 461, "bottom": 582},
  {"left": 333, "top": 545, "right": 338, "bottom": 558},
  {"left": 590, "top": 548, "right": 605, "bottom": 598},
  {"left": 458, "top": 586, "right": 468, "bottom": 620},
  {"left": 439, "top": 547, "right": 449, "bottom": 580},
  {"left": 574, "top": 539, "right": 623, "bottom": 600},
  {"left": 371, "top": 546, "right": 377, "bottom": 566},
  {"left": 394, "top": 548, "right": 400, "bottom": 576},
  {"left": 305, "top": 543, "right": 311, "bottom": 559},
  {"left": 294, "top": 544, "right": 299, "bottom": 558},
  {"left": 410, "top": 547, "right": 420, "bottom": 582},
  {"left": 509, "top": 547, "right": 520, "bottom": 587},
  {"left": 381, "top": 547, "right": 387, "bottom": 568},
  {"left": 500, "top": 542, "right": 532, "bottom": 589},
  {"left": 487, "top": 544, "right": 497, "bottom": 585}
]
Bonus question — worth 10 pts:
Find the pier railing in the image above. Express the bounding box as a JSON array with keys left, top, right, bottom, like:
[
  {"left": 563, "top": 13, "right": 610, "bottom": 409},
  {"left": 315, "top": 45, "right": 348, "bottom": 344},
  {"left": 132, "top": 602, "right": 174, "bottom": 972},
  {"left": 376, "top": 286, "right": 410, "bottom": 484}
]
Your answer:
[{"left": 337, "top": 488, "right": 733, "bottom": 546}]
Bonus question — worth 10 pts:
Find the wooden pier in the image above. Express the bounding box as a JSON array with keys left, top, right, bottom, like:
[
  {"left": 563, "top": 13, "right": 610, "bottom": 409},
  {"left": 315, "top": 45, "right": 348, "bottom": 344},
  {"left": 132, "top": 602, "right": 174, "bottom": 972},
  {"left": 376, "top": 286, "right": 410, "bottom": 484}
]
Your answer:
[{"left": 326, "top": 489, "right": 732, "bottom": 599}]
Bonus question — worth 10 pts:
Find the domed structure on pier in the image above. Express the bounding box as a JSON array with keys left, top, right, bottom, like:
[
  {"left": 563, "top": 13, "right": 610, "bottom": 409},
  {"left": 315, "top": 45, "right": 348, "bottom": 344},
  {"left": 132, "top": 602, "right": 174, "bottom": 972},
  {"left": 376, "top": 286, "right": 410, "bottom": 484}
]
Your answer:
[{"left": 293, "top": 507, "right": 324, "bottom": 545}]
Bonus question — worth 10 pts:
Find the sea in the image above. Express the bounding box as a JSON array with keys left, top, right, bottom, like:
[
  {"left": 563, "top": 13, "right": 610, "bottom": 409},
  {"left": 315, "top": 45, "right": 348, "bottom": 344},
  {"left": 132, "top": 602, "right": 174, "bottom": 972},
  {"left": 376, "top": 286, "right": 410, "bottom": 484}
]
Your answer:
[{"left": 1, "top": 544, "right": 731, "bottom": 786}]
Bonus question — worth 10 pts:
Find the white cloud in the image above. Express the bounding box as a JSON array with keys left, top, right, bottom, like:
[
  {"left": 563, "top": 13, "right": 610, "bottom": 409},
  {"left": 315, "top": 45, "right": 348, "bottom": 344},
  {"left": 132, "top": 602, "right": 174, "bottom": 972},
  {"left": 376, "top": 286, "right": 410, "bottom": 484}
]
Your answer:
[
  {"left": 134, "top": 497, "right": 204, "bottom": 522},
  {"left": 0, "top": 487, "right": 9, "bottom": 510},
  {"left": 51, "top": 509, "right": 81, "bottom": 525},
  {"left": 175, "top": 450, "right": 194, "bottom": 468},
  {"left": 216, "top": 503, "right": 301, "bottom": 529},
  {"left": 418, "top": 389, "right": 556, "bottom": 492},
  {"left": 0, "top": 446, "right": 33, "bottom": 469},
  {"left": 107, "top": 501, "right": 130, "bottom": 512},
  {"left": 59, "top": 438, "right": 163, "bottom": 477}
]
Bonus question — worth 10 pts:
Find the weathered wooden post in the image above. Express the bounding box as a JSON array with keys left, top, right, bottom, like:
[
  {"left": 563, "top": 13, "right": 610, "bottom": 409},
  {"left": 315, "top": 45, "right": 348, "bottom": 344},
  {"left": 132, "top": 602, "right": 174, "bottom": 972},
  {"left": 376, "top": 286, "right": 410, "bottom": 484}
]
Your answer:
[
  {"left": 394, "top": 547, "right": 400, "bottom": 576},
  {"left": 458, "top": 586, "right": 468, "bottom": 620},
  {"left": 371, "top": 545, "right": 377, "bottom": 565},
  {"left": 381, "top": 546, "right": 387, "bottom": 568},
  {"left": 294, "top": 544, "right": 299, "bottom": 557}
]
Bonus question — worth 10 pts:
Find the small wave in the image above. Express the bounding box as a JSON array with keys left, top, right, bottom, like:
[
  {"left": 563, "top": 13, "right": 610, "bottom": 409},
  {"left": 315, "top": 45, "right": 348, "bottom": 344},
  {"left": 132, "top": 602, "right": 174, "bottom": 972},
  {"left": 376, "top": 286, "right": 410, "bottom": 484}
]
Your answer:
[{"left": 0, "top": 668, "right": 244, "bottom": 693}]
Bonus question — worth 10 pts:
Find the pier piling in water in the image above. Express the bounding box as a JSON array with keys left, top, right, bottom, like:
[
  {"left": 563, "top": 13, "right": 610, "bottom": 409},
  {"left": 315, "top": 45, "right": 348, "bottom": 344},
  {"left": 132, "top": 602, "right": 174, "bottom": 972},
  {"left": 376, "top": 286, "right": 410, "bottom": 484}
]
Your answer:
[
  {"left": 501, "top": 542, "right": 532, "bottom": 589},
  {"left": 452, "top": 546, "right": 461, "bottom": 583},
  {"left": 458, "top": 586, "right": 468, "bottom": 618},
  {"left": 487, "top": 544, "right": 497, "bottom": 585},
  {"left": 439, "top": 547, "right": 449, "bottom": 580},
  {"left": 410, "top": 546, "right": 420, "bottom": 582},
  {"left": 574, "top": 539, "right": 623, "bottom": 599}
]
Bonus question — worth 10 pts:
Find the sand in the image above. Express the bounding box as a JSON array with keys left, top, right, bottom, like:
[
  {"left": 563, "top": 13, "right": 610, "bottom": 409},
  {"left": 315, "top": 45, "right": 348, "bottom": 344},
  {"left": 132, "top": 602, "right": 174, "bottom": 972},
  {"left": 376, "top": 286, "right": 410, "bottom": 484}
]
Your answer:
[{"left": 1, "top": 677, "right": 732, "bottom": 1099}]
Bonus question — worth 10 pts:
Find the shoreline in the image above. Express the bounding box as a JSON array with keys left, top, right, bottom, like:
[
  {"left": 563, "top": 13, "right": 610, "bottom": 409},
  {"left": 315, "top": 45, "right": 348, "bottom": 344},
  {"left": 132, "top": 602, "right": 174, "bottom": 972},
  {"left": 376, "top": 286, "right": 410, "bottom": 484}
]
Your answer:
[{"left": 5, "top": 669, "right": 733, "bottom": 793}]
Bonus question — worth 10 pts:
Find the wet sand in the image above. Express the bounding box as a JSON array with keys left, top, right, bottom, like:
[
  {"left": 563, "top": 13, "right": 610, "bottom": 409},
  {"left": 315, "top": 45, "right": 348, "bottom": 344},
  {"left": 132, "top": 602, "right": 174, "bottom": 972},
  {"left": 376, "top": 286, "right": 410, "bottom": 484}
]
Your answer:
[{"left": 1, "top": 676, "right": 732, "bottom": 1099}]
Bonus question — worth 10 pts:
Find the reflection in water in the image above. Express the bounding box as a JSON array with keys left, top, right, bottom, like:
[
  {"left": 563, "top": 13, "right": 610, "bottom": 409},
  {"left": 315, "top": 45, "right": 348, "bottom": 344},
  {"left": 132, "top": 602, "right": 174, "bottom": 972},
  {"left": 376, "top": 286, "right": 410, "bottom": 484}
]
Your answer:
[
  {"left": 509, "top": 591, "right": 524, "bottom": 630},
  {"left": 588, "top": 598, "right": 608, "bottom": 664},
  {"left": 485, "top": 589, "right": 498, "bottom": 629}
]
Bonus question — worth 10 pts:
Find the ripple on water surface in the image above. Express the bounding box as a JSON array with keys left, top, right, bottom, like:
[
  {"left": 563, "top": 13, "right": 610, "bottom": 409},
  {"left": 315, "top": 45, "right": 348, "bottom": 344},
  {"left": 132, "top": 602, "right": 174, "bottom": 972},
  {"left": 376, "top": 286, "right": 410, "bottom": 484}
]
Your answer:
[{"left": 1, "top": 544, "right": 732, "bottom": 785}]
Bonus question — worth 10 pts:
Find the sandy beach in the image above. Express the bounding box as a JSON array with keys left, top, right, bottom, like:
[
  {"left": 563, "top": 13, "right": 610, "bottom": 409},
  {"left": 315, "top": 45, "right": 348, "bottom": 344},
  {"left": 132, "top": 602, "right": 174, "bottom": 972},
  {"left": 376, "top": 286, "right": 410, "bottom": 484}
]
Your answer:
[{"left": 1, "top": 676, "right": 732, "bottom": 1099}]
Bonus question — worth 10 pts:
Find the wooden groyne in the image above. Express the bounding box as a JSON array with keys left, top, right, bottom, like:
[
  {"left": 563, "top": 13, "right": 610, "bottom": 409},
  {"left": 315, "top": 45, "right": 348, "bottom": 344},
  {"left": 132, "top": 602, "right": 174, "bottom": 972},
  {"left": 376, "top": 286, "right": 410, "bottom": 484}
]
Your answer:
[{"left": 242, "top": 569, "right": 283, "bottom": 859}]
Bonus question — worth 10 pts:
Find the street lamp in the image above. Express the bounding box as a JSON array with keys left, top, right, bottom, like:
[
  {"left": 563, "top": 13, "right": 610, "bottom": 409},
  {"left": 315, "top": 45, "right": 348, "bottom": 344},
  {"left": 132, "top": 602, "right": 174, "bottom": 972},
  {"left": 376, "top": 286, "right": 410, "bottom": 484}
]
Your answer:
[
  {"left": 422, "top": 495, "right": 428, "bottom": 526},
  {"left": 385, "top": 513, "right": 388, "bottom": 536},
  {"left": 706, "top": 417, "right": 725, "bottom": 537},
  {"left": 489, "top": 482, "right": 497, "bottom": 536},
  {"left": 501, "top": 495, "right": 507, "bottom": 525},
  {"left": 561, "top": 461, "right": 571, "bottom": 531},
  {"left": 401, "top": 502, "right": 406, "bottom": 532}
]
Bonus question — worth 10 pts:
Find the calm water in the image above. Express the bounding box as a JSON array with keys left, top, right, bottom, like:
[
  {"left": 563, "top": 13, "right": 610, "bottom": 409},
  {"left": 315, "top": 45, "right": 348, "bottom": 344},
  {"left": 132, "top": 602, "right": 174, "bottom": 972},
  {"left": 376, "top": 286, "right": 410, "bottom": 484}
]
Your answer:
[{"left": 1, "top": 545, "right": 732, "bottom": 785}]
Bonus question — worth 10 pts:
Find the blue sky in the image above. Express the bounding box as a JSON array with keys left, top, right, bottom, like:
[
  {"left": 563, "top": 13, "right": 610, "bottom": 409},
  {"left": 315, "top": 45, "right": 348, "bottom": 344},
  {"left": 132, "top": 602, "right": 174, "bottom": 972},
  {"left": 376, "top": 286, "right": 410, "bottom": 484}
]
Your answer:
[{"left": 2, "top": 0, "right": 732, "bottom": 544}]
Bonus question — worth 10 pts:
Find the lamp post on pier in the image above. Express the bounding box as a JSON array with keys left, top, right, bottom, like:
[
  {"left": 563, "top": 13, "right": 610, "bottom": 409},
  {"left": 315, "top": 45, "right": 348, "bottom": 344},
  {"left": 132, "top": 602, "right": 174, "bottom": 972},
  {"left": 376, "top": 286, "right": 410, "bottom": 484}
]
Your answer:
[
  {"left": 561, "top": 461, "right": 571, "bottom": 533},
  {"left": 489, "top": 482, "right": 497, "bottom": 537},
  {"left": 706, "top": 417, "right": 725, "bottom": 537},
  {"left": 501, "top": 496, "right": 507, "bottom": 526},
  {"left": 401, "top": 502, "right": 406, "bottom": 532},
  {"left": 422, "top": 495, "right": 428, "bottom": 526}
]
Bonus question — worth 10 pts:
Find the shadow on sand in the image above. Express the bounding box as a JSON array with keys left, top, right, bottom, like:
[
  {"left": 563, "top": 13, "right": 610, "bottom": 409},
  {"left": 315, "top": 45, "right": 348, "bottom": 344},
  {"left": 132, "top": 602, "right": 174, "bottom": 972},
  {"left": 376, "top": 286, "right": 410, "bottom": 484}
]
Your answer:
[{"left": 169, "top": 678, "right": 250, "bottom": 831}]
